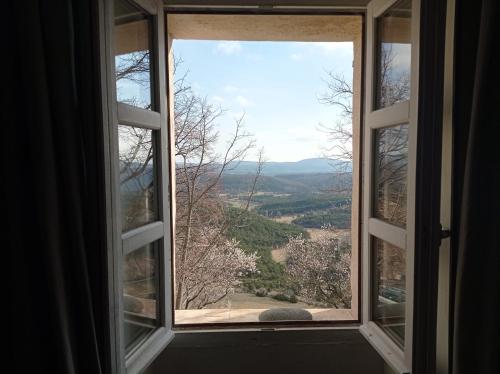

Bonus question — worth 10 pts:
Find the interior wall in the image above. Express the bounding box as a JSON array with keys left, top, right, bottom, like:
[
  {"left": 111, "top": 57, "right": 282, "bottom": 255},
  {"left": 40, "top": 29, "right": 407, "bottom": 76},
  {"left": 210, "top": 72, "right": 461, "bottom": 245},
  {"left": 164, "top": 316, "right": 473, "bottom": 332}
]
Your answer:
[{"left": 145, "top": 330, "right": 385, "bottom": 373}]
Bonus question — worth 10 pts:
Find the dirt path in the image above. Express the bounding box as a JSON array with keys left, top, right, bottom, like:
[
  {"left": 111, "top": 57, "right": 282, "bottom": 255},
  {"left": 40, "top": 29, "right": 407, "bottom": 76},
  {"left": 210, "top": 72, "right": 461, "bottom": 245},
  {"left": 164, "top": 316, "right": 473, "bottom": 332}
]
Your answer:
[
  {"left": 271, "top": 247, "right": 287, "bottom": 263},
  {"left": 271, "top": 215, "right": 298, "bottom": 224}
]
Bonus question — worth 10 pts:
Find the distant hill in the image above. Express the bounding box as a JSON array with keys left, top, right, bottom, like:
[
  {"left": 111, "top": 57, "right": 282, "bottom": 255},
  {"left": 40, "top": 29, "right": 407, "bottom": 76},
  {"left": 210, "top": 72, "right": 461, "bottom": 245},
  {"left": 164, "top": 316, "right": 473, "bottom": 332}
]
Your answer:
[
  {"left": 220, "top": 174, "right": 310, "bottom": 194},
  {"left": 225, "top": 158, "right": 351, "bottom": 176},
  {"left": 220, "top": 172, "right": 352, "bottom": 195}
]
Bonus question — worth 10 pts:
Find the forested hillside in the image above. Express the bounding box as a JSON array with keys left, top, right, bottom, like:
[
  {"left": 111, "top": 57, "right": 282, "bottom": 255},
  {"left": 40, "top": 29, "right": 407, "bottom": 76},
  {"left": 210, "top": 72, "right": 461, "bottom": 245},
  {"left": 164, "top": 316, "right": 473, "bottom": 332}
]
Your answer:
[{"left": 226, "top": 207, "right": 308, "bottom": 291}]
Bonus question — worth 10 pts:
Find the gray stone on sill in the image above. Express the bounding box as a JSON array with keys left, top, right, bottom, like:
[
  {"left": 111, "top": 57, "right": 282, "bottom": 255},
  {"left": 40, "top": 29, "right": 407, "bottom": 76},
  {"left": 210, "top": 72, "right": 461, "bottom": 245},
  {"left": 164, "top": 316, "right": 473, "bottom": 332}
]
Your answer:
[{"left": 258, "top": 307, "right": 313, "bottom": 322}]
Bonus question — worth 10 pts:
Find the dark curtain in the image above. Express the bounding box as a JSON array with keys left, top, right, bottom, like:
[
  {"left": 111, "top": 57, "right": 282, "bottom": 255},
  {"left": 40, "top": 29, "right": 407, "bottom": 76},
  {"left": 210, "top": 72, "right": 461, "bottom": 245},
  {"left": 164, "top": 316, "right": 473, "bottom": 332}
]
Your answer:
[
  {"left": 7, "top": 1, "right": 107, "bottom": 373},
  {"left": 452, "top": 0, "right": 500, "bottom": 373}
]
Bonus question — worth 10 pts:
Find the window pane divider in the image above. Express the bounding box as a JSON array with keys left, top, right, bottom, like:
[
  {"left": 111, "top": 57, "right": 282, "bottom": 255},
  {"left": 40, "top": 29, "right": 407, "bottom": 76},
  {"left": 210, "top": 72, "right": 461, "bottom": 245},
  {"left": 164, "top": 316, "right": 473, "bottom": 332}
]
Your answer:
[
  {"left": 368, "top": 217, "right": 406, "bottom": 249},
  {"left": 367, "top": 101, "right": 410, "bottom": 129},
  {"left": 117, "top": 102, "right": 161, "bottom": 130},
  {"left": 122, "top": 221, "right": 164, "bottom": 255}
]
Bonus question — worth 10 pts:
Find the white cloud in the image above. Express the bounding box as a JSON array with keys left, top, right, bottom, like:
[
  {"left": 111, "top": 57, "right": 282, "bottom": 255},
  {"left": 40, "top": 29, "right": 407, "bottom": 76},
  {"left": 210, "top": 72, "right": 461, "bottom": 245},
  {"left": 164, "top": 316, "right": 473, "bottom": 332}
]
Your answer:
[
  {"left": 235, "top": 95, "right": 254, "bottom": 107},
  {"left": 215, "top": 41, "right": 242, "bottom": 55},
  {"left": 290, "top": 53, "right": 303, "bottom": 61}
]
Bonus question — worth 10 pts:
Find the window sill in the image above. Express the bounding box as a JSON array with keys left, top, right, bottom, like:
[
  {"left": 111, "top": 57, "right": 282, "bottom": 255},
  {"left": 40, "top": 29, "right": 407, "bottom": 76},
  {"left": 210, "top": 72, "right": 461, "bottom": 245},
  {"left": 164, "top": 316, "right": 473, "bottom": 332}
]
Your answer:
[
  {"left": 174, "top": 307, "right": 357, "bottom": 326},
  {"left": 144, "top": 328, "right": 387, "bottom": 374}
]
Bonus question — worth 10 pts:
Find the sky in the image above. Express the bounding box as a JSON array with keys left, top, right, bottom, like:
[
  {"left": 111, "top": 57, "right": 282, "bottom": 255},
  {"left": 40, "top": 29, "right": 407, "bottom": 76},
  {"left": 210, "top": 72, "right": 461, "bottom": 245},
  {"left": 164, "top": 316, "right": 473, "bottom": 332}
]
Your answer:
[{"left": 172, "top": 40, "right": 354, "bottom": 162}]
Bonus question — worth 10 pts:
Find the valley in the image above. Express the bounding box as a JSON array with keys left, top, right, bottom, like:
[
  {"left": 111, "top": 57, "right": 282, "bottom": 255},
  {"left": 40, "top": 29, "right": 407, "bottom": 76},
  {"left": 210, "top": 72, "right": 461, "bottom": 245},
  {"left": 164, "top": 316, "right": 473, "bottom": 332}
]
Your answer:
[{"left": 210, "top": 158, "right": 354, "bottom": 310}]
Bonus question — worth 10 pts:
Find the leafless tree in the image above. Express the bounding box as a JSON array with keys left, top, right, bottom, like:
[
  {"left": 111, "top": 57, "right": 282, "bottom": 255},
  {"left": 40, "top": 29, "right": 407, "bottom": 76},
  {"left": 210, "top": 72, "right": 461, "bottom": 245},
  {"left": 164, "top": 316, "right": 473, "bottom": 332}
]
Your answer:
[
  {"left": 374, "top": 124, "right": 408, "bottom": 225},
  {"left": 319, "top": 45, "right": 410, "bottom": 160},
  {"left": 318, "top": 70, "right": 354, "bottom": 165},
  {"left": 174, "top": 87, "right": 265, "bottom": 309},
  {"left": 319, "top": 46, "right": 410, "bottom": 215},
  {"left": 376, "top": 44, "right": 411, "bottom": 108},
  {"left": 116, "top": 51, "right": 264, "bottom": 310},
  {"left": 118, "top": 126, "right": 155, "bottom": 230},
  {"left": 115, "top": 50, "right": 153, "bottom": 109}
]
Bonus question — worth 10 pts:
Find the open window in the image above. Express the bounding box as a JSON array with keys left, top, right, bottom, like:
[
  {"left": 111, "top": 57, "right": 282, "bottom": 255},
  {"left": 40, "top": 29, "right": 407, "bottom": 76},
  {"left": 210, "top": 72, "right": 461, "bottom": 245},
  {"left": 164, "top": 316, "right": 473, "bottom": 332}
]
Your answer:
[
  {"left": 165, "top": 13, "right": 363, "bottom": 326},
  {"left": 360, "top": 0, "right": 419, "bottom": 372},
  {"left": 108, "top": 0, "right": 174, "bottom": 372},
  {"left": 102, "top": 1, "right": 430, "bottom": 373}
]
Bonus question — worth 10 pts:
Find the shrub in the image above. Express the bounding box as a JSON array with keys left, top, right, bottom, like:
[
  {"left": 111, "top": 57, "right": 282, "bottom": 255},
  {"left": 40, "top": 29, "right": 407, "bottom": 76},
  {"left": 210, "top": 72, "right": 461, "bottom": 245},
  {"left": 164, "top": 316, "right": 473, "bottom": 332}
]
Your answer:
[
  {"left": 255, "top": 288, "right": 268, "bottom": 297},
  {"left": 272, "top": 291, "right": 298, "bottom": 303}
]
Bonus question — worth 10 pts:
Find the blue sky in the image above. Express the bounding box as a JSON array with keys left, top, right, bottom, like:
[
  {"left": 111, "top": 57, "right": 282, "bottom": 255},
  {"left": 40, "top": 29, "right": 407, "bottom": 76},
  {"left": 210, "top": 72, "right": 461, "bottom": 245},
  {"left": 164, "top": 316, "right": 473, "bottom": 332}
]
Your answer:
[{"left": 172, "top": 40, "right": 353, "bottom": 162}]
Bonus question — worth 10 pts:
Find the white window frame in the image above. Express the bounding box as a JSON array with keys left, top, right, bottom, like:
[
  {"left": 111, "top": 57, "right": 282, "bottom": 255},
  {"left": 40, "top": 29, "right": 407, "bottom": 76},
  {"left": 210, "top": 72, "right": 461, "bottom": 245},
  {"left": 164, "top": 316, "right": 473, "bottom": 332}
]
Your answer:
[
  {"left": 359, "top": 0, "right": 420, "bottom": 372},
  {"left": 100, "top": 0, "right": 174, "bottom": 373}
]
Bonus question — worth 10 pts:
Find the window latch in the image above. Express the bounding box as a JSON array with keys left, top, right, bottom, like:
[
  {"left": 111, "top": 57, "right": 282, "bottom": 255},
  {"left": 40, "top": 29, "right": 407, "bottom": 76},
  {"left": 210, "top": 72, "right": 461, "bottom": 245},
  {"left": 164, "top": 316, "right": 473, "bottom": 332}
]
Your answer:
[{"left": 440, "top": 224, "right": 451, "bottom": 244}]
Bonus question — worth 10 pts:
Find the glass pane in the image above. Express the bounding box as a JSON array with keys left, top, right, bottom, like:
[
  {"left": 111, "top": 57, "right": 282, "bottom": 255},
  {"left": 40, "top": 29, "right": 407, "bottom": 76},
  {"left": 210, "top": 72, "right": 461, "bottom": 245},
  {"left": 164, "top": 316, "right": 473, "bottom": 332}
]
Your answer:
[
  {"left": 375, "top": 0, "right": 412, "bottom": 109},
  {"left": 372, "top": 237, "right": 406, "bottom": 347},
  {"left": 123, "top": 242, "right": 159, "bottom": 353},
  {"left": 373, "top": 124, "right": 408, "bottom": 227},
  {"left": 119, "top": 125, "right": 156, "bottom": 231},
  {"left": 114, "top": 0, "right": 153, "bottom": 110}
]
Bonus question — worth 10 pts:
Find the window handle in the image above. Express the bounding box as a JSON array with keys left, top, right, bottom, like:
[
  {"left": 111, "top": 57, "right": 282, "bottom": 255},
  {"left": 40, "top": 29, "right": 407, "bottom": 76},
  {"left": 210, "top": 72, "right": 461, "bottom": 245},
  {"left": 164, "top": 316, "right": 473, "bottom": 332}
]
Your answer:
[{"left": 440, "top": 224, "right": 451, "bottom": 241}]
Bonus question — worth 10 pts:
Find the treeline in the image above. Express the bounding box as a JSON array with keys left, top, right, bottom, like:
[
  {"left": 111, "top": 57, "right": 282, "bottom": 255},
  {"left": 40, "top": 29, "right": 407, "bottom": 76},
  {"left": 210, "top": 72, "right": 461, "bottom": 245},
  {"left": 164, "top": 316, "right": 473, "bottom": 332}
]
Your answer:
[
  {"left": 292, "top": 209, "right": 351, "bottom": 229},
  {"left": 255, "top": 194, "right": 351, "bottom": 217}
]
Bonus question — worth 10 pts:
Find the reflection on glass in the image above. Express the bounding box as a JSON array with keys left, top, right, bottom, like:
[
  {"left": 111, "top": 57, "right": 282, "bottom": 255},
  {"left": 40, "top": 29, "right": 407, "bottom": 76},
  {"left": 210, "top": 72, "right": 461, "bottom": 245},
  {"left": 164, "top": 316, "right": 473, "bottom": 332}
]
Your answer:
[
  {"left": 372, "top": 237, "right": 406, "bottom": 347},
  {"left": 123, "top": 242, "right": 159, "bottom": 353},
  {"left": 375, "top": 0, "right": 412, "bottom": 109},
  {"left": 119, "top": 125, "right": 156, "bottom": 231},
  {"left": 114, "top": 0, "right": 153, "bottom": 110},
  {"left": 373, "top": 124, "right": 408, "bottom": 227}
]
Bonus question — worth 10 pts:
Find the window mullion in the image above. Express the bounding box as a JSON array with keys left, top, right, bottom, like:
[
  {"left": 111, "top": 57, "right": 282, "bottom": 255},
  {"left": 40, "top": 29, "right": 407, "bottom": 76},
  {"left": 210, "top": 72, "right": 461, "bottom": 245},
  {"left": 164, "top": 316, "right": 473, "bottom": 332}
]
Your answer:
[
  {"left": 122, "top": 221, "right": 164, "bottom": 255},
  {"left": 117, "top": 103, "right": 161, "bottom": 129},
  {"left": 368, "top": 218, "right": 406, "bottom": 249}
]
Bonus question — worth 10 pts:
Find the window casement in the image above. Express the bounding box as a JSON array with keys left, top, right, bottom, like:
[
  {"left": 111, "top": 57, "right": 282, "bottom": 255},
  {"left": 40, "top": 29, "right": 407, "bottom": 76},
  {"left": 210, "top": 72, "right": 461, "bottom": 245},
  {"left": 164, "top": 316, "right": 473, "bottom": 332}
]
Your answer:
[
  {"left": 100, "top": 1, "right": 427, "bottom": 373},
  {"left": 104, "top": 0, "right": 173, "bottom": 372},
  {"left": 360, "top": 0, "right": 419, "bottom": 372}
]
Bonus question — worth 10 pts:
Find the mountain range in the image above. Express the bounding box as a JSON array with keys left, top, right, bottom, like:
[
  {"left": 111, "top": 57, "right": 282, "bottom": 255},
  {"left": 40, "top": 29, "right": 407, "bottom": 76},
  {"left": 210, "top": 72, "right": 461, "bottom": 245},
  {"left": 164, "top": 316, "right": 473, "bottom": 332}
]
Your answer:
[{"left": 225, "top": 158, "right": 351, "bottom": 176}]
